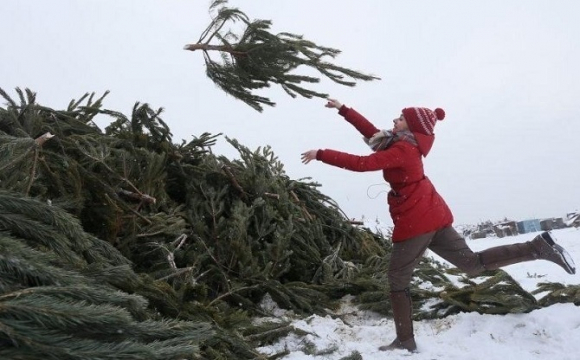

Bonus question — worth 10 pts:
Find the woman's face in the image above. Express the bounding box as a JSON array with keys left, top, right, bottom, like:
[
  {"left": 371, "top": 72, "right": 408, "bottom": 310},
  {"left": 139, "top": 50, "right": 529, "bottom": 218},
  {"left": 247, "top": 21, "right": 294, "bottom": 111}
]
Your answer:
[{"left": 393, "top": 115, "right": 409, "bottom": 133}]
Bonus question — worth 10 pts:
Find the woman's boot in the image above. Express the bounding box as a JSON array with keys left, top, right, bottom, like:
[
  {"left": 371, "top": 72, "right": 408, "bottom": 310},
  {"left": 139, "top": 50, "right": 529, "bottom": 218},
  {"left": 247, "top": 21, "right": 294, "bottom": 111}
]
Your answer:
[
  {"left": 478, "top": 231, "right": 575, "bottom": 274},
  {"left": 378, "top": 288, "right": 417, "bottom": 352}
]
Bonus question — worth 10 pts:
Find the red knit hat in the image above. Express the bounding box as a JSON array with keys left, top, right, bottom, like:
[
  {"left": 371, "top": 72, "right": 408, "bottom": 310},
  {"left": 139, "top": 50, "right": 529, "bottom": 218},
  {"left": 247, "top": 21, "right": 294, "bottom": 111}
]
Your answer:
[{"left": 402, "top": 107, "right": 445, "bottom": 135}]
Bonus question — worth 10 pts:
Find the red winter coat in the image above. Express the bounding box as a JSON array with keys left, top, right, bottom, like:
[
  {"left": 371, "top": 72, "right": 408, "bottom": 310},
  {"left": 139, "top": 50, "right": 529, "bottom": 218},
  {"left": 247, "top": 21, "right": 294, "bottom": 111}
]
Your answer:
[{"left": 316, "top": 106, "right": 453, "bottom": 242}]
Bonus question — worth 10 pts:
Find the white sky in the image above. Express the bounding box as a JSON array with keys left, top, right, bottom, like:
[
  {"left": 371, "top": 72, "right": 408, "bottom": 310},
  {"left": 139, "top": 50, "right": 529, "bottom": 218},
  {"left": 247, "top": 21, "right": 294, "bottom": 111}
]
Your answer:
[{"left": 2, "top": 0, "right": 579, "bottom": 226}]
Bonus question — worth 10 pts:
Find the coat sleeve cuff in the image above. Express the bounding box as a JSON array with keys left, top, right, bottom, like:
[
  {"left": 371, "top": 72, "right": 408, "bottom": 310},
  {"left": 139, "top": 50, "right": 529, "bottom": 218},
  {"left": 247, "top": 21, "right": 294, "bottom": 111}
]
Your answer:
[
  {"left": 316, "top": 149, "right": 324, "bottom": 160},
  {"left": 338, "top": 105, "right": 349, "bottom": 116}
]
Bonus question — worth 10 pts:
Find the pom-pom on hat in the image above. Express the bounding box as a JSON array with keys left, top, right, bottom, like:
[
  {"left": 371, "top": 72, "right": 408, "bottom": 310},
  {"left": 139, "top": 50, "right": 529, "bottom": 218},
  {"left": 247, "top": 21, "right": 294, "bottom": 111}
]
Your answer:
[{"left": 402, "top": 107, "right": 445, "bottom": 136}]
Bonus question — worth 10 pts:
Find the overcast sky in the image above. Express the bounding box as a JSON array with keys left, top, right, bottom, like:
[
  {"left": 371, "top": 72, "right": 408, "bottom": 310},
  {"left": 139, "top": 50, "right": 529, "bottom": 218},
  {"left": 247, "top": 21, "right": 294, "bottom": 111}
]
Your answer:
[{"left": 2, "top": 0, "right": 579, "bottom": 226}]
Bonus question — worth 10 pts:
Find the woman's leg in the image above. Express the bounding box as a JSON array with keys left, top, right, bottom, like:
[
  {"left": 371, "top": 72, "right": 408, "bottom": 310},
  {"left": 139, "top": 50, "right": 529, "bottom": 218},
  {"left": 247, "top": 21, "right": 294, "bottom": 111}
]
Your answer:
[
  {"left": 429, "top": 227, "right": 575, "bottom": 275},
  {"left": 380, "top": 231, "right": 434, "bottom": 352},
  {"left": 428, "top": 227, "right": 485, "bottom": 276},
  {"left": 388, "top": 231, "right": 434, "bottom": 291},
  {"left": 478, "top": 232, "right": 575, "bottom": 274}
]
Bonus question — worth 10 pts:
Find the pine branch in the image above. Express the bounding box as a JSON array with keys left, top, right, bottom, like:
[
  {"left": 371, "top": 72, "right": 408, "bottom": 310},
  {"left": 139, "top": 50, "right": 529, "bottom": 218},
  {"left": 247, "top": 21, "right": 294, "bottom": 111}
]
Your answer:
[{"left": 185, "top": 0, "right": 380, "bottom": 111}]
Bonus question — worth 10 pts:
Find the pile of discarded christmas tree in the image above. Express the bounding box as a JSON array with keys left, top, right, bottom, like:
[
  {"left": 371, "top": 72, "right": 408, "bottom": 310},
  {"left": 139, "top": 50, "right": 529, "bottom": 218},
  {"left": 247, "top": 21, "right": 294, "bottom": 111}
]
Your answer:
[{"left": 0, "top": 88, "right": 578, "bottom": 360}]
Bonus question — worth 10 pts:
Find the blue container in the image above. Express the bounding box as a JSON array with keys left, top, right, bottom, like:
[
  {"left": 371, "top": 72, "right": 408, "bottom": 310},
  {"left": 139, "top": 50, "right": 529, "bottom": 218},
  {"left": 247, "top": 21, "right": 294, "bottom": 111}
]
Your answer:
[{"left": 516, "top": 219, "right": 541, "bottom": 234}]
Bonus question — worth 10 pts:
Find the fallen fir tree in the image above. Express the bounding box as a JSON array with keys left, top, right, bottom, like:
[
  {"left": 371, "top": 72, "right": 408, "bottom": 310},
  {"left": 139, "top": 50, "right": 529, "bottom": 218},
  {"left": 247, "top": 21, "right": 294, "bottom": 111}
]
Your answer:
[{"left": 0, "top": 88, "right": 578, "bottom": 359}]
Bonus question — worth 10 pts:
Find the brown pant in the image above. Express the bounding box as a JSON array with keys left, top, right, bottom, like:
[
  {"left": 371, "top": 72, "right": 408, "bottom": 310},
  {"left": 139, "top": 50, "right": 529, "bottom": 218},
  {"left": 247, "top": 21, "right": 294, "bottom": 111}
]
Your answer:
[{"left": 388, "top": 226, "right": 485, "bottom": 291}]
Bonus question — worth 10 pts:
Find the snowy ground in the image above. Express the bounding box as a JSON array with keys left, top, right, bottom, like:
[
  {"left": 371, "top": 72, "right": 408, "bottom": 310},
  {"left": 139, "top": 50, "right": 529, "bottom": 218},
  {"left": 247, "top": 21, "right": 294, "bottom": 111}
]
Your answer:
[{"left": 256, "top": 227, "right": 580, "bottom": 360}]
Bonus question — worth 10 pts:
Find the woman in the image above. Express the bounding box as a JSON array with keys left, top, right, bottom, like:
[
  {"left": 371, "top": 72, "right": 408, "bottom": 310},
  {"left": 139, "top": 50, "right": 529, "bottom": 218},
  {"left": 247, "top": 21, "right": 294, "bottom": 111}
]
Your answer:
[{"left": 301, "top": 98, "right": 576, "bottom": 353}]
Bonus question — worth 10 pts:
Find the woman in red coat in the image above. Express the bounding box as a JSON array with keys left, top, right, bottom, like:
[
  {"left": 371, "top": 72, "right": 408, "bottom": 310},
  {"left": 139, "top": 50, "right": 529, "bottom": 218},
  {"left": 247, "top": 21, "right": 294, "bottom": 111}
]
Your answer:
[{"left": 301, "top": 98, "right": 576, "bottom": 353}]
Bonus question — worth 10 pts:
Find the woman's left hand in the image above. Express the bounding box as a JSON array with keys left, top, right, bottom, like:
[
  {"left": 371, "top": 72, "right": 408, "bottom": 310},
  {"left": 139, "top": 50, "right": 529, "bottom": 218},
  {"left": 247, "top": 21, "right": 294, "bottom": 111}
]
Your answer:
[{"left": 301, "top": 150, "right": 318, "bottom": 164}]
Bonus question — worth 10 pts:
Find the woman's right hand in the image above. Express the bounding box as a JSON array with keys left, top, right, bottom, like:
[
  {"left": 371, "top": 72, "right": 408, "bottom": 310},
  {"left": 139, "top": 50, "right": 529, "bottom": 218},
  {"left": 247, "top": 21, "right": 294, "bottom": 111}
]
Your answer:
[
  {"left": 301, "top": 150, "right": 318, "bottom": 164},
  {"left": 325, "top": 98, "right": 342, "bottom": 109}
]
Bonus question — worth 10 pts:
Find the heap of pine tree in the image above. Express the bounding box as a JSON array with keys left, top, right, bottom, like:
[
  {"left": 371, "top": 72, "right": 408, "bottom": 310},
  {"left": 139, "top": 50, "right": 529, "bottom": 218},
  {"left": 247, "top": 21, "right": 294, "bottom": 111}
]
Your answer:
[{"left": 0, "top": 88, "right": 578, "bottom": 359}]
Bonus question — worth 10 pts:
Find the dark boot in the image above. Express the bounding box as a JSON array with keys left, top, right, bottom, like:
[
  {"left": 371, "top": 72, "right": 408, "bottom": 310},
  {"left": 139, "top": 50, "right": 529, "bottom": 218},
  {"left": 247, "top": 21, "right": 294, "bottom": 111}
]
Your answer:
[
  {"left": 378, "top": 289, "right": 417, "bottom": 353},
  {"left": 531, "top": 232, "right": 575, "bottom": 274},
  {"left": 479, "top": 232, "right": 575, "bottom": 274}
]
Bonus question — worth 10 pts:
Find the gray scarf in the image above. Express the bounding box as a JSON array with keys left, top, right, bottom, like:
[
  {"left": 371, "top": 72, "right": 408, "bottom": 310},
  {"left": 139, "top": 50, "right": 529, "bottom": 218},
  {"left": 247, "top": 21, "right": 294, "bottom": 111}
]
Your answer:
[{"left": 364, "top": 130, "right": 417, "bottom": 151}]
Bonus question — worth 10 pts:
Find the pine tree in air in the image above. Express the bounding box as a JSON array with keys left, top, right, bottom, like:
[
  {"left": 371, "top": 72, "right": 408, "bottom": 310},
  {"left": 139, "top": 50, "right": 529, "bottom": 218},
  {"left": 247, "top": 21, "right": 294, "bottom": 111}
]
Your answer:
[{"left": 184, "top": 0, "right": 380, "bottom": 111}]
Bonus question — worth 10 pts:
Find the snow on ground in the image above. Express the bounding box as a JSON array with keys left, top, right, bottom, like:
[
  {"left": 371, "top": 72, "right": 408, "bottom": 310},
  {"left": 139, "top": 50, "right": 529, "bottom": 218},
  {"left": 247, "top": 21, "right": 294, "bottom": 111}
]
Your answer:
[{"left": 257, "top": 227, "right": 580, "bottom": 360}]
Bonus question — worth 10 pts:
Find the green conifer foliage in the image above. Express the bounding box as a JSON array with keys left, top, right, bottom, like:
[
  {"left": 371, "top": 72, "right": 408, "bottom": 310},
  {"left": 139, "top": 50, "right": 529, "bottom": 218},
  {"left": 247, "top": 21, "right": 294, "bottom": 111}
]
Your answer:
[
  {"left": 184, "top": 0, "right": 380, "bottom": 111},
  {"left": 1, "top": 87, "right": 579, "bottom": 359},
  {"left": 0, "top": 198, "right": 212, "bottom": 359}
]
